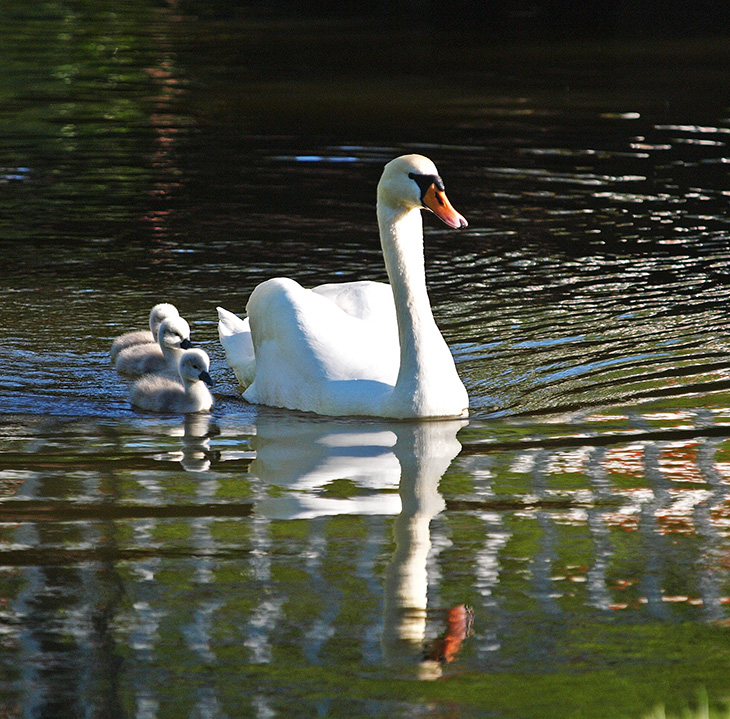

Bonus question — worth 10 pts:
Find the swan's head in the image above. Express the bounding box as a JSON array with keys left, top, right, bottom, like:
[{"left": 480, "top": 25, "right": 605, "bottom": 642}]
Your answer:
[
  {"left": 179, "top": 348, "right": 214, "bottom": 386},
  {"left": 377, "top": 155, "right": 468, "bottom": 229},
  {"left": 157, "top": 316, "right": 193, "bottom": 350},
  {"left": 149, "top": 303, "right": 179, "bottom": 334}
]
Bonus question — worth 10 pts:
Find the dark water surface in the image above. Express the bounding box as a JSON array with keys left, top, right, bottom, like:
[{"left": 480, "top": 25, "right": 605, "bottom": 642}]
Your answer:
[{"left": 2, "top": 3, "right": 730, "bottom": 718}]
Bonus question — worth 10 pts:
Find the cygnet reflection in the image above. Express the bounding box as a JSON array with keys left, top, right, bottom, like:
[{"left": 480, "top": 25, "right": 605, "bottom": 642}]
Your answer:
[
  {"left": 179, "top": 413, "right": 216, "bottom": 472},
  {"left": 152, "top": 414, "right": 216, "bottom": 472},
  {"left": 248, "top": 412, "right": 471, "bottom": 673}
]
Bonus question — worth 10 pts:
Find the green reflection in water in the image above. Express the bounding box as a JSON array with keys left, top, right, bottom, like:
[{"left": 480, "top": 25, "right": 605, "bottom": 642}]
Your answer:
[
  {"left": 0, "top": 0, "right": 191, "bottom": 249},
  {"left": 1, "top": 411, "right": 730, "bottom": 717}
]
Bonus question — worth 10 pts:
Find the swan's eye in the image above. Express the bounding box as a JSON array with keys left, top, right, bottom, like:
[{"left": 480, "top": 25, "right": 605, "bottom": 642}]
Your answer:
[{"left": 408, "top": 172, "right": 445, "bottom": 202}]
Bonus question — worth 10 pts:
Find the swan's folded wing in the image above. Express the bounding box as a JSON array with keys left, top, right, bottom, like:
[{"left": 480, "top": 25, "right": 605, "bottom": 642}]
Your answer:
[
  {"left": 110, "top": 329, "right": 155, "bottom": 362},
  {"left": 311, "top": 280, "right": 396, "bottom": 325},
  {"left": 243, "top": 278, "right": 400, "bottom": 413}
]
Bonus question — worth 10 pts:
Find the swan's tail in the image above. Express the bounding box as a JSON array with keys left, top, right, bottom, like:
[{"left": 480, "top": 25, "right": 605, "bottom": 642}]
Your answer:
[
  {"left": 217, "top": 306, "right": 249, "bottom": 337},
  {"left": 216, "top": 306, "right": 256, "bottom": 389}
]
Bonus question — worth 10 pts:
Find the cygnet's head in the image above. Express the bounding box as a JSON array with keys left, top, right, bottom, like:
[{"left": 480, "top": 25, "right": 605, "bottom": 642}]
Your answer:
[
  {"left": 179, "top": 348, "right": 214, "bottom": 386},
  {"left": 377, "top": 154, "right": 467, "bottom": 229},
  {"left": 157, "top": 316, "right": 193, "bottom": 350},
  {"left": 149, "top": 303, "right": 179, "bottom": 334}
]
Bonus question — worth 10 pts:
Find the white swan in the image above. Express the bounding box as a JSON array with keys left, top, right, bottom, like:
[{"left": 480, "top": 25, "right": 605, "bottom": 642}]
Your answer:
[
  {"left": 110, "top": 303, "right": 179, "bottom": 362},
  {"left": 115, "top": 315, "right": 193, "bottom": 377},
  {"left": 130, "top": 348, "right": 214, "bottom": 413},
  {"left": 217, "top": 154, "right": 469, "bottom": 419}
]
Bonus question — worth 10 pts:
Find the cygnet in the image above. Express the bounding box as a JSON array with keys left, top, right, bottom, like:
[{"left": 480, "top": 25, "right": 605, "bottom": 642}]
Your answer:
[
  {"left": 130, "top": 348, "right": 214, "bottom": 413},
  {"left": 110, "top": 303, "right": 179, "bottom": 362},
  {"left": 115, "top": 315, "right": 192, "bottom": 377}
]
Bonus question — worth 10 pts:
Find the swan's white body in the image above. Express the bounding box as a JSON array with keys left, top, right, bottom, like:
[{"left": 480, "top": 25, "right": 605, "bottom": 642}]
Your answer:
[
  {"left": 110, "top": 303, "right": 179, "bottom": 362},
  {"left": 218, "top": 154, "right": 469, "bottom": 419},
  {"left": 115, "top": 315, "right": 192, "bottom": 378},
  {"left": 217, "top": 279, "right": 398, "bottom": 389},
  {"left": 130, "top": 348, "right": 214, "bottom": 413}
]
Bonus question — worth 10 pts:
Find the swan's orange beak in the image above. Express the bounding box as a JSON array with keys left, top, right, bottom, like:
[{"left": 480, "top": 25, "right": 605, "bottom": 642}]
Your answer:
[{"left": 422, "top": 183, "right": 468, "bottom": 229}]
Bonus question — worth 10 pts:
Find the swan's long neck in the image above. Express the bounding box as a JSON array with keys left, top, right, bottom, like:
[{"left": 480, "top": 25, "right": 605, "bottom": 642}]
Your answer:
[
  {"left": 379, "top": 203, "right": 433, "bottom": 335},
  {"left": 378, "top": 202, "right": 448, "bottom": 410}
]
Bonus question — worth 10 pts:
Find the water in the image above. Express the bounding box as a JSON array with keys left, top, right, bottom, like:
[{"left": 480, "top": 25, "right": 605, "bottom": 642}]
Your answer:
[{"left": 2, "top": 3, "right": 730, "bottom": 717}]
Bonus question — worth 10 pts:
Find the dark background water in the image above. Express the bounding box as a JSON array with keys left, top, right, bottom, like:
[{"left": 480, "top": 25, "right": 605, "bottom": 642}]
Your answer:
[{"left": 1, "top": 2, "right": 730, "bottom": 718}]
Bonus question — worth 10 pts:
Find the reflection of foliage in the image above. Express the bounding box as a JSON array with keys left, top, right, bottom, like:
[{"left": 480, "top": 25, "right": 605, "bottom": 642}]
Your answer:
[
  {"left": 3, "top": 2, "right": 160, "bottom": 146},
  {"left": 0, "top": 0, "right": 187, "bottom": 241},
  {"left": 319, "top": 477, "right": 367, "bottom": 498}
]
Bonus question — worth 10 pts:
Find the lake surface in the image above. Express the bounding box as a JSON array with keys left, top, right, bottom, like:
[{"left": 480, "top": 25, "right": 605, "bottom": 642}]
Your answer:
[{"left": 2, "top": 3, "right": 730, "bottom": 718}]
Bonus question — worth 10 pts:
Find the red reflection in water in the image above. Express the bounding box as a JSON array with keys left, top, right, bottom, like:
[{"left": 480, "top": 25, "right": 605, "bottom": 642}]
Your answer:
[
  {"left": 424, "top": 605, "right": 474, "bottom": 664},
  {"left": 139, "top": 9, "right": 191, "bottom": 248}
]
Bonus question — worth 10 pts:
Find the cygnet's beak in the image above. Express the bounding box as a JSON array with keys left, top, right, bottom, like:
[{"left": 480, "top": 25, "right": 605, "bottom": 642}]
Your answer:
[
  {"left": 181, "top": 338, "right": 193, "bottom": 349},
  {"left": 422, "top": 184, "right": 468, "bottom": 229},
  {"left": 199, "top": 370, "right": 214, "bottom": 386}
]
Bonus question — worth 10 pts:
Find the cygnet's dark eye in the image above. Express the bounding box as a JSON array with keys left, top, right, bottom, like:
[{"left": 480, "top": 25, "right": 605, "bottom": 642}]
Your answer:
[{"left": 408, "top": 172, "right": 445, "bottom": 201}]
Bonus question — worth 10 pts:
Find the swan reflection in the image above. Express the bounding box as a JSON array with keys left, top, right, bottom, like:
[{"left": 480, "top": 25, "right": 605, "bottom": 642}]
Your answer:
[
  {"left": 252, "top": 417, "right": 403, "bottom": 519},
  {"left": 249, "top": 413, "right": 472, "bottom": 673}
]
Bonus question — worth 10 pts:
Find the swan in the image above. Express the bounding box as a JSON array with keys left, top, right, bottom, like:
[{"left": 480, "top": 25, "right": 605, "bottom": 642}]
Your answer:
[
  {"left": 130, "top": 348, "right": 214, "bottom": 413},
  {"left": 115, "top": 315, "right": 193, "bottom": 377},
  {"left": 217, "top": 154, "right": 469, "bottom": 419},
  {"left": 110, "top": 303, "right": 179, "bottom": 362}
]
